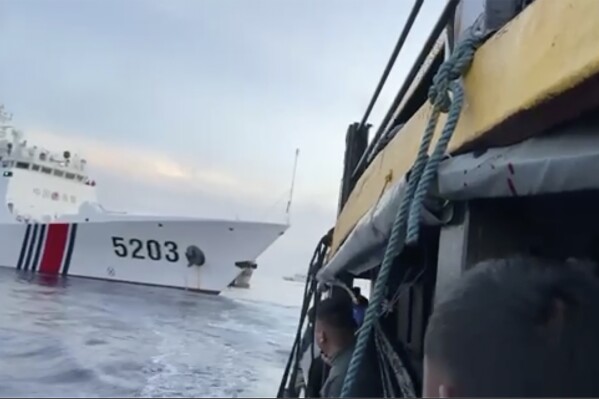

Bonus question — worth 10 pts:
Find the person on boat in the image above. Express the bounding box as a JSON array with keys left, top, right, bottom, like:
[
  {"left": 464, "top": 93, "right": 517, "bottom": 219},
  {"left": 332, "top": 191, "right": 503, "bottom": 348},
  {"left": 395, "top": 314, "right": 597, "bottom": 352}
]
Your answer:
[
  {"left": 351, "top": 286, "right": 368, "bottom": 326},
  {"left": 303, "top": 306, "right": 330, "bottom": 398},
  {"left": 423, "top": 256, "right": 599, "bottom": 397},
  {"left": 314, "top": 296, "right": 382, "bottom": 398}
]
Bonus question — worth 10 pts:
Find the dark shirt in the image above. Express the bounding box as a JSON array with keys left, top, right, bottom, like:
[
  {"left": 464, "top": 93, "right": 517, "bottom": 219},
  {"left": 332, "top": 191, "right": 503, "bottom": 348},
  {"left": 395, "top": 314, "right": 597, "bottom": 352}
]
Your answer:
[
  {"left": 306, "top": 355, "right": 329, "bottom": 397},
  {"left": 320, "top": 343, "right": 382, "bottom": 398},
  {"left": 352, "top": 305, "right": 366, "bottom": 326},
  {"left": 353, "top": 295, "right": 369, "bottom": 326}
]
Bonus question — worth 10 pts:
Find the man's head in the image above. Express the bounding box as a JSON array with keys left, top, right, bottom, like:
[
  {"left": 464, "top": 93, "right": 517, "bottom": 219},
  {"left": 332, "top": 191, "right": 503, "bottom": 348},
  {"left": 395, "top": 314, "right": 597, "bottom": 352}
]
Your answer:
[
  {"left": 423, "top": 256, "right": 599, "bottom": 397},
  {"left": 352, "top": 287, "right": 361, "bottom": 297},
  {"left": 315, "top": 296, "right": 357, "bottom": 358}
]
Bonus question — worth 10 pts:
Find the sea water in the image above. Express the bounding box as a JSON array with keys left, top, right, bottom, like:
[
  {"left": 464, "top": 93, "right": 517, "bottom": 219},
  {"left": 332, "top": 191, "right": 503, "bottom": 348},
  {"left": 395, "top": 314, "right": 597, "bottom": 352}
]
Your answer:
[{"left": 0, "top": 269, "right": 303, "bottom": 398}]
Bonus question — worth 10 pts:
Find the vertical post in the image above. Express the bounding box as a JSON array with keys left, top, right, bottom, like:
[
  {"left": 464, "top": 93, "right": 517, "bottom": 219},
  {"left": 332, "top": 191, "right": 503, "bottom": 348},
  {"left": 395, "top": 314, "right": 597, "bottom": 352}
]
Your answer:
[
  {"left": 435, "top": 200, "right": 531, "bottom": 302},
  {"left": 333, "top": 122, "right": 369, "bottom": 298},
  {"left": 338, "top": 122, "right": 369, "bottom": 214},
  {"left": 285, "top": 148, "right": 300, "bottom": 226}
]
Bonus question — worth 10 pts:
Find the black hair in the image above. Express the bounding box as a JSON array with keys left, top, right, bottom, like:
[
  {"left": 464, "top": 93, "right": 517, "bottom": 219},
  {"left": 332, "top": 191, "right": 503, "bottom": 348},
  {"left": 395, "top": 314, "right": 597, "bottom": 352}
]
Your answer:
[
  {"left": 424, "top": 256, "right": 599, "bottom": 397},
  {"left": 352, "top": 286, "right": 369, "bottom": 306},
  {"left": 315, "top": 296, "right": 357, "bottom": 332}
]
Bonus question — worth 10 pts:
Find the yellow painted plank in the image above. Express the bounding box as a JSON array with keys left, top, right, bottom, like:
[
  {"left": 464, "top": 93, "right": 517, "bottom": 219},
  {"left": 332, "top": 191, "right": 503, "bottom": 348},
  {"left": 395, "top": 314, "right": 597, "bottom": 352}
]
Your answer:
[{"left": 330, "top": 0, "right": 599, "bottom": 255}]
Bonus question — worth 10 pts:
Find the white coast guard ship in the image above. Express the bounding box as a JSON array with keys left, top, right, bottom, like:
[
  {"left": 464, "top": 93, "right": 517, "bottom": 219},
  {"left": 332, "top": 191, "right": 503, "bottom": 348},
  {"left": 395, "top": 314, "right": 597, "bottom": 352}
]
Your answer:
[{"left": 0, "top": 107, "right": 288, "bottom": 294}]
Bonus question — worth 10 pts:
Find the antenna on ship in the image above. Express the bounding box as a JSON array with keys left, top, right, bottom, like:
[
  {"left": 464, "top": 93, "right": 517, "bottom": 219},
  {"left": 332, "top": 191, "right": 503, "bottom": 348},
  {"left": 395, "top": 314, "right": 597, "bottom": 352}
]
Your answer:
[{"left": 285, "top": 148, "right": 300, "bottom": 226}]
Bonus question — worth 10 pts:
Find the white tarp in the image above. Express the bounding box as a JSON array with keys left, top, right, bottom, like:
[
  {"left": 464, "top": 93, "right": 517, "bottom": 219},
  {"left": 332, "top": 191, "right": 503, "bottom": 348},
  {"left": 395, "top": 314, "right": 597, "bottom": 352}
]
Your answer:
[
  {"left": 439, "top": 123, "right": 599, "bottom": 199},
  {"left": 317, "top": 175, "right": 446, "bottom": 283}
]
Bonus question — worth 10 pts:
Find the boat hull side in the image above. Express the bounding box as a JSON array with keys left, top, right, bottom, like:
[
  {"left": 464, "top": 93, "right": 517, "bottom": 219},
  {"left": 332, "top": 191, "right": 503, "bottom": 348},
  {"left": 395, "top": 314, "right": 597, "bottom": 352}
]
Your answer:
[{"left": 0, "top": 219, "right": 287, "bottom": 294}]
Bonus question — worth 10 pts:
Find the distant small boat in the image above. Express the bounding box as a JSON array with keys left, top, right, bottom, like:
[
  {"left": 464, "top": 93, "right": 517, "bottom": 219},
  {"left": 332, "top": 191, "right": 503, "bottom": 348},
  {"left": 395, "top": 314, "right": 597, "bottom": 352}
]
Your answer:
[{"left": 282, "top": 273, "right": 307, "bottom": 283}]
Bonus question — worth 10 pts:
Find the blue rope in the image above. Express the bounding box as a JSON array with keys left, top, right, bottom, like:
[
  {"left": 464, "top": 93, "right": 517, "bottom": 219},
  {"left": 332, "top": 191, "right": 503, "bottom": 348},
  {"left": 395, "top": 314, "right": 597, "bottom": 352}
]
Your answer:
[
  {"left": 407, "top": 32, "right": 482, "bottom": 244},
  {"left": 339, "top": 28, "right": 484, "bottom": 398}
]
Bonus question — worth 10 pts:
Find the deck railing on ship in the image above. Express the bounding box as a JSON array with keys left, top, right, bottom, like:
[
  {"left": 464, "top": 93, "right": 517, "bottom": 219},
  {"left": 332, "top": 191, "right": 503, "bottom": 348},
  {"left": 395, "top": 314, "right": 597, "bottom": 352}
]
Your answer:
[{"left": 351, "top": 0, "right": 460, "bottom": 181}]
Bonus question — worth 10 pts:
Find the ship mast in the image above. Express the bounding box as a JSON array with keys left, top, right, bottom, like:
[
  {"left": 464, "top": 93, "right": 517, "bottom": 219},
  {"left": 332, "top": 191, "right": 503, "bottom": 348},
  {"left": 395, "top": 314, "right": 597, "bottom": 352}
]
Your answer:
[{"left": 285, "top": 148, "right": 300, "bottom": 226}]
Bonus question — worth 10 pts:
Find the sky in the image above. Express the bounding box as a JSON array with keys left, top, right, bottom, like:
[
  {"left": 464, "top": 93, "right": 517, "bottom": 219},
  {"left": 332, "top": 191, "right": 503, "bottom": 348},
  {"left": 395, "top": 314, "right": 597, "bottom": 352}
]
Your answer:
[{"left": 0, "top": 0, "right": 444, "bottom": 285}]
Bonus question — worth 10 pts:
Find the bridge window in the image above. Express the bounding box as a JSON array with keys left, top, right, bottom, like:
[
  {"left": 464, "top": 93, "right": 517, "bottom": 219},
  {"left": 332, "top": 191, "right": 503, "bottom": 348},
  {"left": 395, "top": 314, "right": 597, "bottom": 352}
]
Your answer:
[
  {"left": 41, "top": 167, "right": 52, "bottom": 174},
  {"left": 53, "top": 169, "right": 64, "bottom": 177},
  {"left": 76, "top": 175, "right": 84, "bottom": 182},
  {"left": 65, "top": 172, "right": 75, "bottom": 180},
  {"left": 15, "top": 162, "right": 29, "bottom": 169},
  {"left": 32, "top": 164, "right": 40, "bottom": 171}
]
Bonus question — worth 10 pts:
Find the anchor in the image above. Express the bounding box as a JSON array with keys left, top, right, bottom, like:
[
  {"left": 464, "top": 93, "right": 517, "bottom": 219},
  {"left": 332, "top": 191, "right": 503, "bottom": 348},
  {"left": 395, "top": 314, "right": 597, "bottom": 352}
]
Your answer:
[{"left": 185, "top": 245, "right": 206, "bottom": 267}]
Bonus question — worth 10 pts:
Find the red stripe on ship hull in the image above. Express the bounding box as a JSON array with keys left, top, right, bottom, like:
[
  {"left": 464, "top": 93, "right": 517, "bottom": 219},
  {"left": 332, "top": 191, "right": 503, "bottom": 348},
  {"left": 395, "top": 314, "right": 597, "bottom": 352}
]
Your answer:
[{"left": 38, "top": 224, "right": 69, "bottom": 275}]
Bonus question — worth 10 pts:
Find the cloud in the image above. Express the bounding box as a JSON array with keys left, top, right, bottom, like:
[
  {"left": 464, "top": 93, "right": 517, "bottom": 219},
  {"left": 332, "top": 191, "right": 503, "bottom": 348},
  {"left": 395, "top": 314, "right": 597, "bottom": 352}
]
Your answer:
[
  {"left": 26, "top": 128, "right": 337, "bottom": 221},
  {"left": 28, "top": 129, "right": 275, "bottom": 201}
]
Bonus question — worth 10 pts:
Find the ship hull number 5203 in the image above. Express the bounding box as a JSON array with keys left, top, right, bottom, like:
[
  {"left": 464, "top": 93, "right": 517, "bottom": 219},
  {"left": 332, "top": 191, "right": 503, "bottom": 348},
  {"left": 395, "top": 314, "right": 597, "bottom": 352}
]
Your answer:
[{"left": 111, "top": 236, "right": 180, "bottom": 262}]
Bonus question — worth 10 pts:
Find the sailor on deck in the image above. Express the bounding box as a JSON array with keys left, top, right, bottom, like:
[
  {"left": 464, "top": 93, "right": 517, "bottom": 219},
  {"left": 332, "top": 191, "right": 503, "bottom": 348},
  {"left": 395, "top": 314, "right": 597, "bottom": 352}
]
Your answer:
[
  {"left": 351, "top": 286, "right": 368, "bottom": 326},
  {"left": 302, "top": 306, "right": 329, "bottom": 398},
  {"left": 314, "top": 296, "right": 382, "bottom": 398}
]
